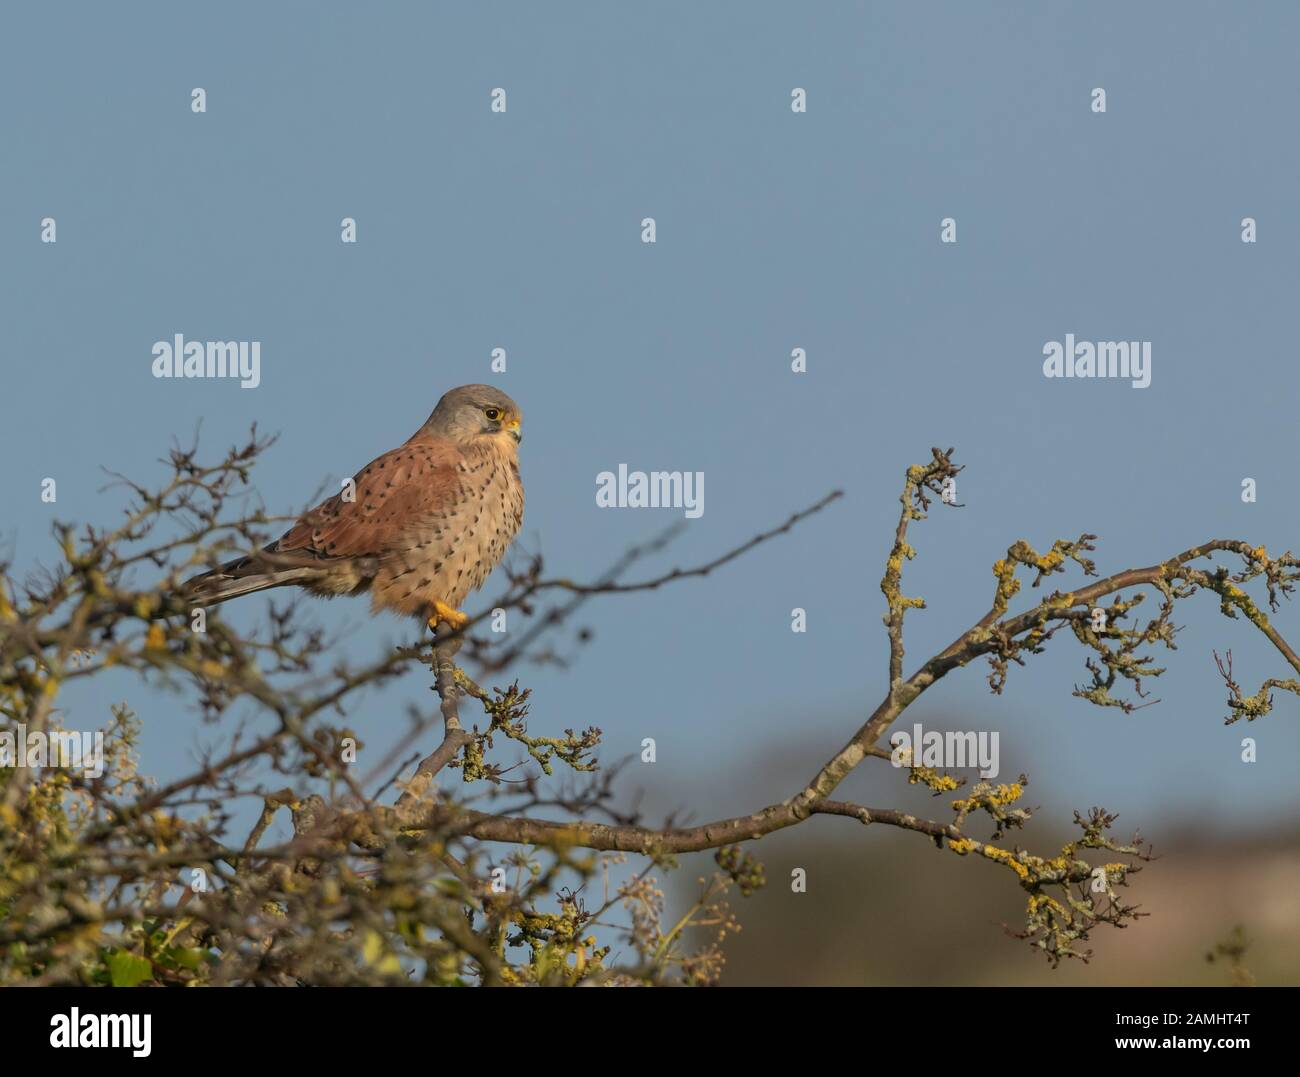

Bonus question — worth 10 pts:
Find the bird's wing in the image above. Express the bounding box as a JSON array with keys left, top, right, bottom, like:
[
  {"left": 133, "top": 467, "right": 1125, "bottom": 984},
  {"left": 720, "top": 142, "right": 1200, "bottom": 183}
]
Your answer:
[{"left": 271, "top": 435, "right": 466, "bottom": 562}]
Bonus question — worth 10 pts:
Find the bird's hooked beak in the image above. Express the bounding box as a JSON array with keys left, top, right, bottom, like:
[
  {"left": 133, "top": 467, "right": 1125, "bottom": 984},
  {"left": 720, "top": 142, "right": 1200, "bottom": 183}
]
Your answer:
[{"left": 506, "top": 417, "right": 522, "bottom": 444}]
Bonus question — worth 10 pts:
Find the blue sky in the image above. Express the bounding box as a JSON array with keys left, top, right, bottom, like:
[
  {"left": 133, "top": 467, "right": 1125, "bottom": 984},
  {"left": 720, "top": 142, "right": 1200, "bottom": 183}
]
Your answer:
[{"left": 2, "top": 2, "right": 1298, "bottom": 843}]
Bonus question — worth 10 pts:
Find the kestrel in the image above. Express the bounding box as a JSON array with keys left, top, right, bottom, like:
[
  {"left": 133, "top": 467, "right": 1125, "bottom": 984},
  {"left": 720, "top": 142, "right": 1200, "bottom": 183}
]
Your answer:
[{"left": 183, "top": 384, "right": 524, "bottom": 631}]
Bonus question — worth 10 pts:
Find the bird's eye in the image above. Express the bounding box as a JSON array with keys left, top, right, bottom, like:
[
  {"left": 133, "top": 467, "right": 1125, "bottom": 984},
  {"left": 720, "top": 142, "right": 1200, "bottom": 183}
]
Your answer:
[{"left": 484, "top": 408, "right": 501, "bottom": 421}]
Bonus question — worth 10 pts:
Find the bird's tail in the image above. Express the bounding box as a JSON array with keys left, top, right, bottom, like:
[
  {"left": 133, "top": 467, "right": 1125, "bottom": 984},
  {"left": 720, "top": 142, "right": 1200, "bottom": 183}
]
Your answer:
[{"left": 180, "top": 556, "right": 322, "bottom": 607}]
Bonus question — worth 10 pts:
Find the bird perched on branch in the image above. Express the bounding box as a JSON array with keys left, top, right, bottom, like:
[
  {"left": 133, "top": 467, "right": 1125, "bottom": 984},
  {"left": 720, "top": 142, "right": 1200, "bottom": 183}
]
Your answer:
[{"left": 183, "top": 384, "right": 524, "bottom": 632}]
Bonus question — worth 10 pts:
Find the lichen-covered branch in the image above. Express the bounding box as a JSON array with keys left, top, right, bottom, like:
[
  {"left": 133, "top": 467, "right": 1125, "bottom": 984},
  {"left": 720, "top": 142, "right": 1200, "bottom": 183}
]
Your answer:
[{"left": 3, "top": 436, "right": 1292, "bottom": 983}]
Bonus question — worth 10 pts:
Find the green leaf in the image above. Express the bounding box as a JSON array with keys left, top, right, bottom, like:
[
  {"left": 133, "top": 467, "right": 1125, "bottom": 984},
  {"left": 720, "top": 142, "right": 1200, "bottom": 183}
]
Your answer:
[
  {"left": 165, "top": 946, "right": 207, "bottom": 971},
  {"left": 107, "top": 951, "right": 153, "bottom": 987},
  {"left": 361, "top": 930, "right": 401, "bottom": 974}
]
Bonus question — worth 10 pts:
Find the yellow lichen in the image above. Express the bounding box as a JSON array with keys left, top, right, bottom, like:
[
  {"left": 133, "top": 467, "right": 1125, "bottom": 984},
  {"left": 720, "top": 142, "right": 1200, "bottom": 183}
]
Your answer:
[
  {"left": 980, "top": 844, "right": 1030, "bottom": 880},
  {"left": 908, "top": 766, "right": 960, "bottom": 792},
  {"left": 1028, "top": 893, "right": 1067, "bottom": 917}
]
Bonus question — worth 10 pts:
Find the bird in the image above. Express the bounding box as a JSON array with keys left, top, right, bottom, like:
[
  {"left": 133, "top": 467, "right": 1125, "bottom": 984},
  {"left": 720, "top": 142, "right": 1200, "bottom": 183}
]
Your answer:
[{"left": 182, "top": 384, "right": 524, "bottom": 632}]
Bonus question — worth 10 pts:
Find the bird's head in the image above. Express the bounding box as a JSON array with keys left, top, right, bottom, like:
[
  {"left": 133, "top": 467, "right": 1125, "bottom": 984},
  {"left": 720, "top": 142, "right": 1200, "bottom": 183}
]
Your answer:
[{"left": 424, "top": 384, "right": 522, "bottom": 447}]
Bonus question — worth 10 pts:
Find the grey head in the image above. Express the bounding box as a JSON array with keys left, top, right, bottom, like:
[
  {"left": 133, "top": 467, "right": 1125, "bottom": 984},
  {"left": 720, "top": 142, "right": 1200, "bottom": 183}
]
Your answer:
[{"left": 421, "top": 384, "right": 522, "bottom": 445}]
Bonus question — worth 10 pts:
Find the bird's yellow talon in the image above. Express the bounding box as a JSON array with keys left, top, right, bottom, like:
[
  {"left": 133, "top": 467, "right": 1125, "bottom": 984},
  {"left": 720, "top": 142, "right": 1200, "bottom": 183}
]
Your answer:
[{"left": 429, "top": 600, "right": 470, "bottom": 631}]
